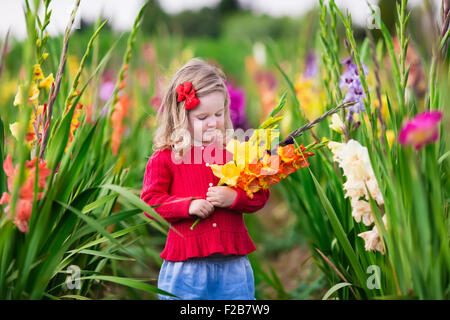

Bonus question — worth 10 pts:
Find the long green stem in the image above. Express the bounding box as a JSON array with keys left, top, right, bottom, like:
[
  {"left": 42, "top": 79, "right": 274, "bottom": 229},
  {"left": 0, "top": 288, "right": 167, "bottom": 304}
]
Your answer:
[
  {"left": 110, "top": 1, "right": 148, "bottom": 109},
  {"left": 65, "top": 19, "right": 108, "bottom": 109},
  {"left": 39, "top": 0, "right": 80, "bottom": 159}
]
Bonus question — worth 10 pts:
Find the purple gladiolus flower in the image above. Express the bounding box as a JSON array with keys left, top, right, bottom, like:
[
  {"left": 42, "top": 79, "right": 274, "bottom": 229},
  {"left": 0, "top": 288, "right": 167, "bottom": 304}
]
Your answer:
[
  {"left": 303, "top": 51, "right": 318, "bottom": 79},
  {"left": 340, "top": 57, "right": 369, "bottom": 122},
  {"left": 99, "top": 81, "right": 115, "bottom": 102},
  {"left": 343, "top": 78, "right": 366, "bottom": 122},
  {"left": 226, "top": 82, "right": 248, "bottom": 130},
  {"left": 398, "top": 111, "right": 443, "bottom": 150}
]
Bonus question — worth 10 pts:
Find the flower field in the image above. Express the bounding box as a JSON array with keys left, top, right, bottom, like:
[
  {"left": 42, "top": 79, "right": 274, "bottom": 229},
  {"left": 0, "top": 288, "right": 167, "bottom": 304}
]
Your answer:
[{"left": 0, "top": 0, "right": 448, "bottom": 300}]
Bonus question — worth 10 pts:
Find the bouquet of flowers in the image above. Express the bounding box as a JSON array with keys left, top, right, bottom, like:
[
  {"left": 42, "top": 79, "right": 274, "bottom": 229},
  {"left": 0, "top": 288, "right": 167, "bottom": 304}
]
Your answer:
[
  {"left": 210, "top": 130, "right": 316, "bottom": 199},
  {"left": 191, "top": 93, "right": 353, "bottom": 229}
]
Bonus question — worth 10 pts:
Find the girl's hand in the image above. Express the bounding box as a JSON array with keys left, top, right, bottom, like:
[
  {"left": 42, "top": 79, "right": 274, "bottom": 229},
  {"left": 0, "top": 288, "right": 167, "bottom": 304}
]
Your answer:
[
  {"left": 188, "top": 199, "right": 214, "bottom": 219},
  {"left": 206, "top": 186, "right": 238, "bottom": 208}
]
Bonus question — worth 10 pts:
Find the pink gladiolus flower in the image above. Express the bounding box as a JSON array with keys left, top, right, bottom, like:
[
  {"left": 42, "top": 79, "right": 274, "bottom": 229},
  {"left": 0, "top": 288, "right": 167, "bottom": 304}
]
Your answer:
[
  {"left": 0, "top": 154, "right": 51, "bottom": 233},
  {"left": 14, "top": 199, "right": 33, "bottom": 233},
  {"left": 0, "top": 192, "right": 10, "bottom": 204},
  {"left": 398, "top": 111, "right": 443, "bottom": 150},
  {"left": 99, "top": 81, "right": 115, "bottom": 102}
]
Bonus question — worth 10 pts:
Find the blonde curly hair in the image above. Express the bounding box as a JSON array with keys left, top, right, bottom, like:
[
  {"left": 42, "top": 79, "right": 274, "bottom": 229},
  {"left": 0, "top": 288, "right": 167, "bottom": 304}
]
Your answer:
[{"left": 152, "top": 58, "right": 233, "bottom": 160}]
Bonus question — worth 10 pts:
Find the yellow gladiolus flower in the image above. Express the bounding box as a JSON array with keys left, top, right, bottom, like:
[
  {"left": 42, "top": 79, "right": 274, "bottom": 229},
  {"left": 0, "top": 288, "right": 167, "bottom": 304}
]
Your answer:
[
  {"left": 9, "top": 121, "right": 34, "bottom": 147},
  {"left": 9, "top": 122, "right": 19, "bottom": 140},
  {"left": 377, "top": 129, "right": 395, "bottom": 148},
  {"left": 13, "top": 83, "right": 40, "bottom": 106},
  {"left": 226, "top": 129, "right": 279, "bottom": 167},
  {"left": 226, "top": 139, "right": 258, "bottom": 167},
  {"left": 386, "top": 130, "right": 395, "bottom": 148},
  {"left": 29, "top": 83, "right": 40, "bottom": 105},
  {"left": 39, "top": 73, "right": 54, "bottom": 90},
  {"left": 13, "top": 87, "right": 23, "bottom": 106},
  {"left": 67, "top": 55, "right": 80, "bottom": 79},
  {"left": 210, "top": 162, "right": 243, "bottom": 186},
  {"left": 294, "top": 75, "right": 324, "bottom": 120},
  {"left": 33, "top": 64, "right": 44, "bottom": 80}
]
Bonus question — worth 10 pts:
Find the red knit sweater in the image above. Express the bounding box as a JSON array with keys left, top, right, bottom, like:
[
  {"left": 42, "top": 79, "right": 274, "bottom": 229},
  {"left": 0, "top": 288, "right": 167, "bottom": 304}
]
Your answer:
[{"left": 140, "top": 144, "right": 270, "bottom": 261}]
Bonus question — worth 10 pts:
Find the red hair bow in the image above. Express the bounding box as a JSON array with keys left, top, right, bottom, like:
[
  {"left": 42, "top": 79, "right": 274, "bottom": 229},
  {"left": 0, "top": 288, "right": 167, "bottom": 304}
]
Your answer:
[{"left": 176, "top": 82, "right": 200, "bottom": 110}]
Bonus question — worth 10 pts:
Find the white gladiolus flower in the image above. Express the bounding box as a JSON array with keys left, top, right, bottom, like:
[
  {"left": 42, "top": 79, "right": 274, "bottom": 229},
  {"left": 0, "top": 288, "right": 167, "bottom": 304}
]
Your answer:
[
  {"left": 358, "top": 226, "right": 384, "bottom": 254},
  {"left": 329, "top": 139, "right": 387, "bottom": 254},
  {"left": 329, "top": 113, "right": 345, "bottom": 134},
  {"left": 329, "top": 139, "right": 383, "bottom": 205},
  {"left": 343, "top": 179, "right": 366, "bottom": 199},
  {"left": 351, "top": 199, "right": 374, "bottom": 226},
  {"left": 328, "top": 141, "right": 345, "bottom": 162},
  {"left": 365, "top": 176, "right": 384, "bottom": 205},
  {"left": 339, "top": 140, "right": 373, "bottom": 181},
  {"left": 358, "top": 215, "right": 387, "bottom": 254}
]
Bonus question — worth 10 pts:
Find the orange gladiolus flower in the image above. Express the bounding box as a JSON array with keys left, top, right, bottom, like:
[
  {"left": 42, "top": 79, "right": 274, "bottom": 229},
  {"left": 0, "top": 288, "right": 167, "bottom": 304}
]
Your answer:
[
  {"left": 65, "top": 103, "right": 84, "bottom": 154},
  {"left": 85, "top": 104, "right": 92, "bottom": 123},
  {"left": 246, "top": 162, "right": 263, "bottom": 177},
  {"left": 278, "top": 162, "right": 298, "bottom": 179},
  {"left": 278, "top": 144, "right": 297, "bottom": 163},
  {"left": 111, "top": 94, "right": 131, "bottom": 155},
  {"left": 236, "top": 174, "right": 261, "bottom": 198},
  {"left": 260, "top": 153, "right": 280, "bottom": 176},
  {"left": 293, "top": 144, "right": 315, "bottom": 168},
  {"left": 261, "top": 173, "right": 282, "bottom": 188},
  {"left": 210, "top": 139, "right": 315, "bottom": 198}
]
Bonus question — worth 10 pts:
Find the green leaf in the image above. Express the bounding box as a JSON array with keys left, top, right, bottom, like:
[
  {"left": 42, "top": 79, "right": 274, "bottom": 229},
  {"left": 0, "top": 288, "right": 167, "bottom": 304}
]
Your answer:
[
  {"left": 373, "top": 6, "right": 404, "bottom": 114},
  {"left": 100, "top": 184, "right": 182, "bottom": 236},
  {"left": 58, "top": 223, "right": 146, "bottom": 274},
  {"left": 438, "top": 150, "right": 450, "bottom": 165},
  {"left": 268, "top": 91, "right": 287, "bottom": 118},
  {"left": 81, "top": 193, "right": 119, "bottom": 213},
  {"left": 273, "top": 61, "right": 303, "bottom": 123},
  {"left": 54, "top": 118, "right": 99, "bottom": 202},
  {"left": 77, "top": 249, "right": 135, "bottom": 261},
  {"left": 45, "top": 101, "right": 79, "bottom": 171},
  {"left": 359, "top": 38, "right": 370, "bottom": 62},
  {"left": 322, "top": 282, "right": 352, "bottom": 300},
  {"left": 73, "top": 208, "right": 142, "bottom": 241},
  {"left": 308, "top": 168, "right": 367, "bottom": 287},
  {"left": 78, "top": 275, "right": 177, "bottom": 298},
  {"left": 59, "top": 294, "right": 92, "bottom": 300},
  {"left": 55, "top": 200, "right": 129, "bottom": 255}
]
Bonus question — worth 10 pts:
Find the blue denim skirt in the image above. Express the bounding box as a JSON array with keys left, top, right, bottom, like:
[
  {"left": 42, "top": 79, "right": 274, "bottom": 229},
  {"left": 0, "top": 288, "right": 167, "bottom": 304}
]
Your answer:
[{"left": 157, "top": 254, "right": 255, "bottom": 300}]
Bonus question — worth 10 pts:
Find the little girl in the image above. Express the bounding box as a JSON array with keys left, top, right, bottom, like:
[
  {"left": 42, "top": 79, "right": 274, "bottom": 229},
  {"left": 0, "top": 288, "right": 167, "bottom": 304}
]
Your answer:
[{"left": 140, "top": 58, "right": 270, "bottom": 300}]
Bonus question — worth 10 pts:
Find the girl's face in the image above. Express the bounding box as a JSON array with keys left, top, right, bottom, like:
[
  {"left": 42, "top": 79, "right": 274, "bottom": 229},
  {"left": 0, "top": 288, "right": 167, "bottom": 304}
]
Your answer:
[{"left": 187, "top": 91, "right": 225, "bottom": 146}]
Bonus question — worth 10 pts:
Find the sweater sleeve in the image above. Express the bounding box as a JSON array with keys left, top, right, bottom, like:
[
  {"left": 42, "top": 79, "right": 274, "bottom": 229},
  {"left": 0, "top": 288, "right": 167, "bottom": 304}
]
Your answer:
[
  {"left": 228, "top": 187, "right": 270, "bottom": 213},
  {"left": 140, "top": 150, "right": 193, "bottom": 224}
]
